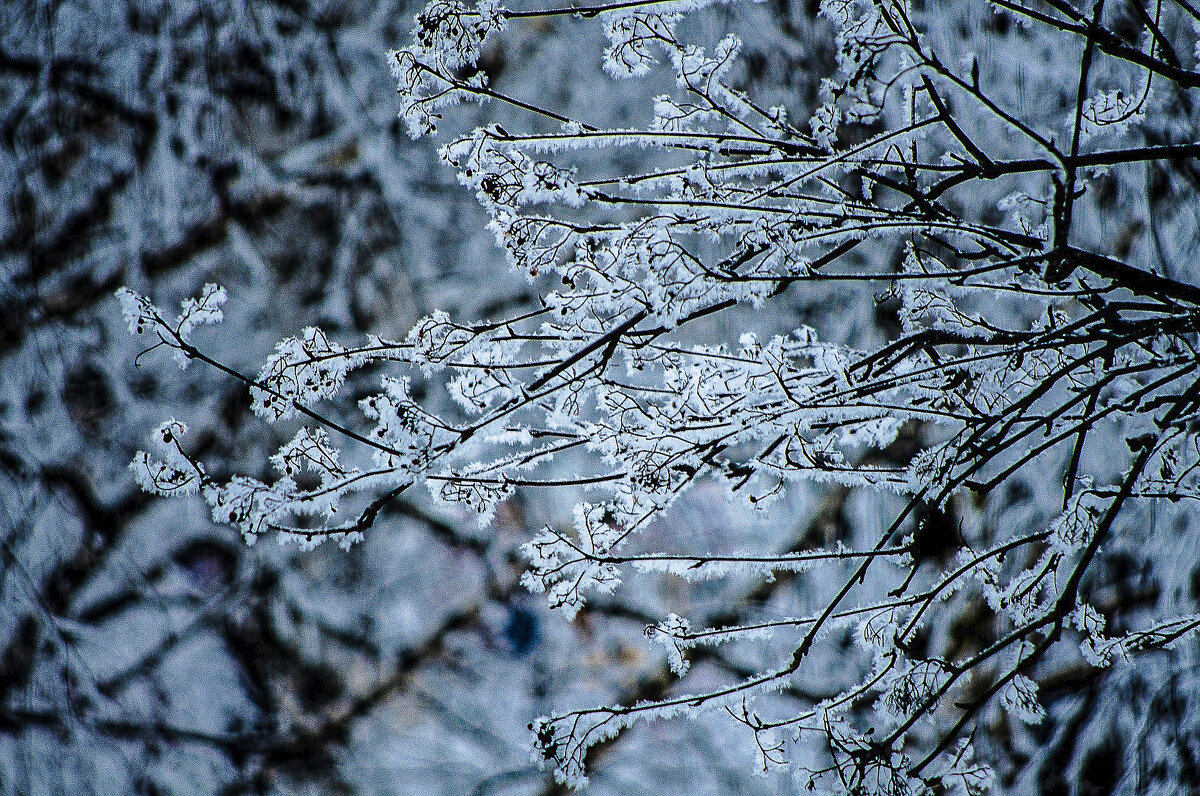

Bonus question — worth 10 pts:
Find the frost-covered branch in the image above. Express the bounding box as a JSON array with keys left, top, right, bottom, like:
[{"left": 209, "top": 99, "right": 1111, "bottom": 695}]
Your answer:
[{"left": 122, "top": 0, "right": 1200, "bottom": 791}]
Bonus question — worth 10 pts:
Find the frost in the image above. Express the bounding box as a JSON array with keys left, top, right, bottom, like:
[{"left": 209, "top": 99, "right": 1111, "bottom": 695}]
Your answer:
[
  {"left": 603, "top": 11, "right": 682, "bottom": 78},
  {"left": 391, "top": 0, "right": 507, "bottom": 136},
  {"left": 116, "top": 284, "right": 228, "bottom": 368},
  {"left": 1047, "top": 492, "right": 1101, "bottom": 553},
  {"left": 879, "top": 660, "right": 949, "bottom": 721},
  {"left": 999, "top": 674, "right": 1045, "bottom": 725},
  {"left": 252, "top": 327, "right": 352, "bottom": 421},
  {"left": 175, "top": 284, "right": 228, "bottom": 343},
  {"left": 1079, "top": 89, "right": 1145, "bottom": 144},
  {"left": 129, "top": 420, "right": 205, "bottom": 497},
  {"left": 115, "top": 287, "right": 159, "bottom": 338},
  {"left": 645, "top": 613, "right": 693, "bottom": 675},
  {"left": 271, "top": 427, "right": 354, "bottom": 484},
  {"left": 412, "top": 0, "right": 505, "bottom": 71},
  {"left": 521, "top": 504, "right": 623, "bottom": 619}
]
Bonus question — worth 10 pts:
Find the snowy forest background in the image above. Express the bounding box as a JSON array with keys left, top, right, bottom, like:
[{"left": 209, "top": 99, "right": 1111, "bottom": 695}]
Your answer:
[{"left": 5, "top": 0, "right": 1200, "bottom": 793}]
